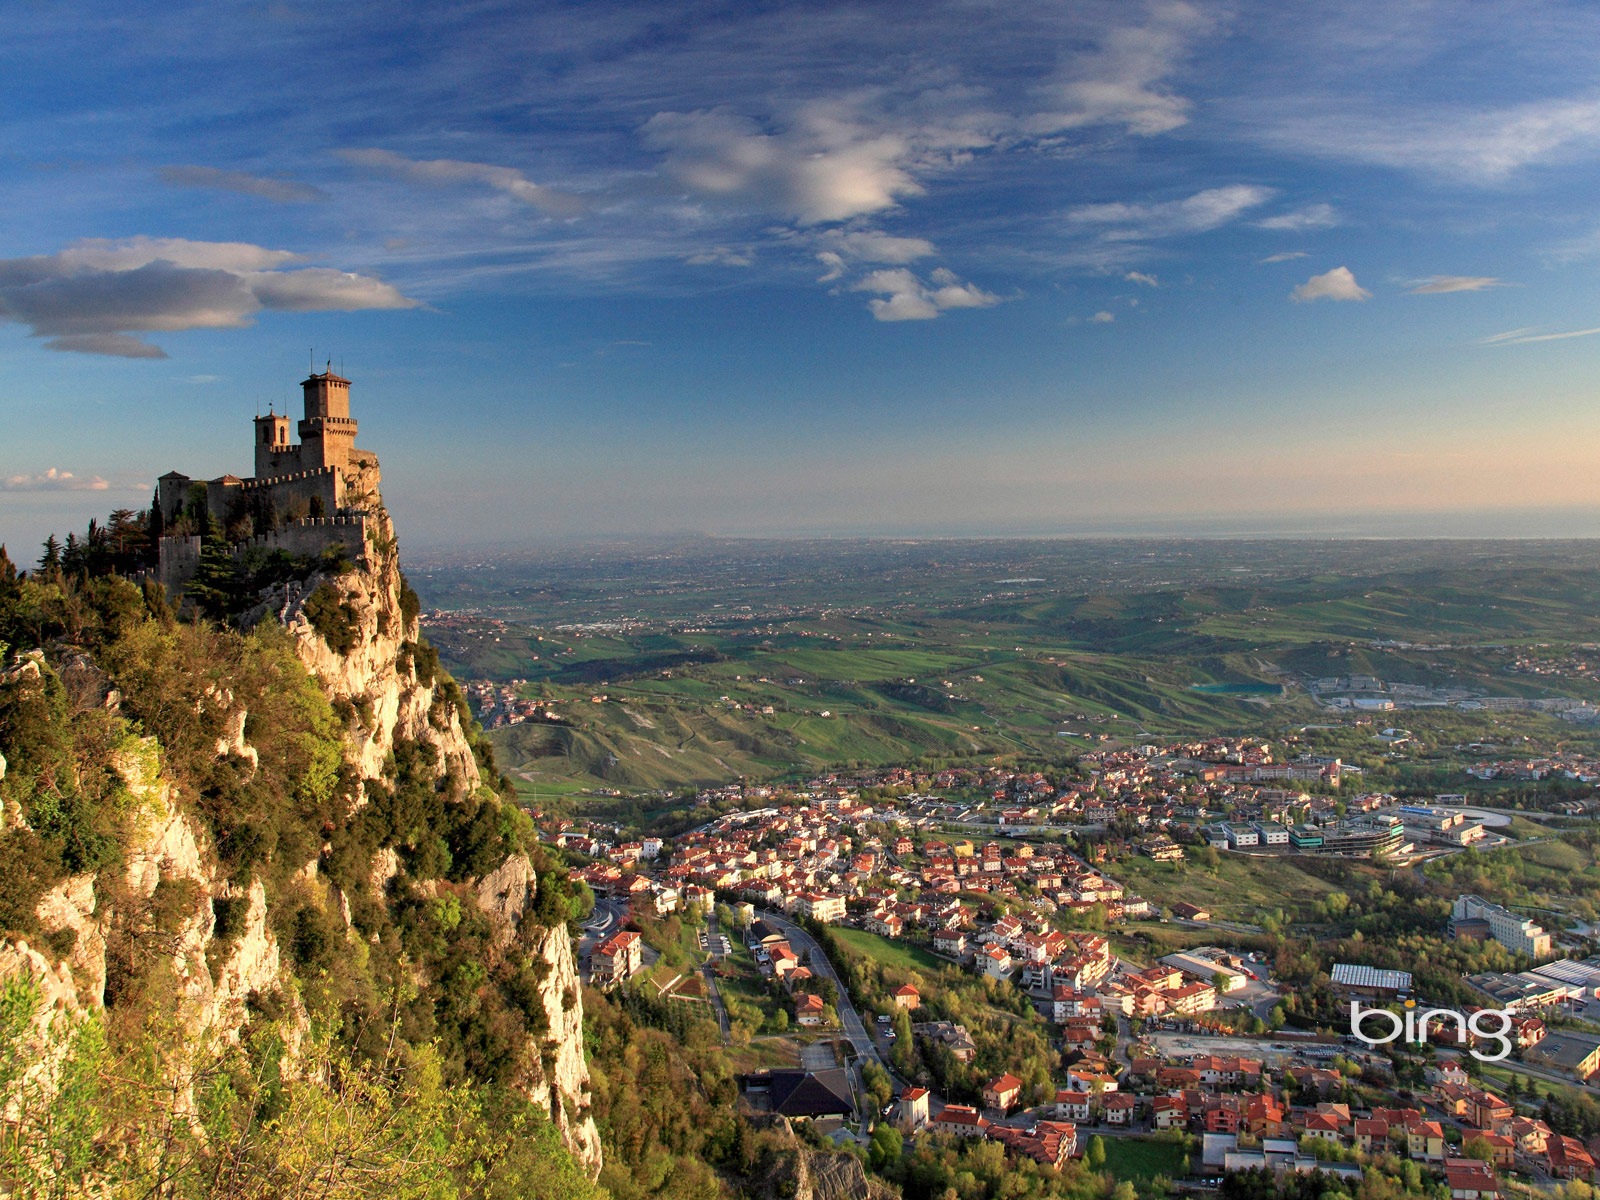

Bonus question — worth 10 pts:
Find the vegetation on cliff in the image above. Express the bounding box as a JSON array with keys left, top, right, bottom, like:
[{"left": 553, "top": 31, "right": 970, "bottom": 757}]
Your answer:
[{"left": 0, "top": 540, "right": 601, "bottom": 1197}]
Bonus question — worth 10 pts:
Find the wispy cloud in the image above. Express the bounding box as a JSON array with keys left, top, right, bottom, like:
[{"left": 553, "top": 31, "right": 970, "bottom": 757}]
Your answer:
[
  {"left": 1090, "top": 310, "right": 1116, "bottom": 323},
  {"left": 2, "top": 468, "right": 109, "bottom": 492},
  {"left": 685, "top": 246, "right": 754, "bottom": 267},
  {"left": 1408, "top": 276, "right": 1503, "bottom": 294},
  {"left": 1256, "top": 96, "right": 1600, "bottom": 182},
  {"left": 1257, "top": 203, "right": 1339, "bottom": 231},
  {"left": 0, "top": 236, "right": 416, "bottom": 357},
  {"left": 1067, "top": 185, "right": 1274, "bottom": 242},
  {"left": 339, "top": 148, "right": 587, "bottom": 216},
  {"left": 1258, "top": 251, "right": 1308, "bottom": 264},
  {"left": 158, "top": 165, "right": 326, "bottom": 203},
  {"left": 1291, "top": 266, "right": 1370, "bottom": 303},
  {"left": 1124, "top": 271, "right": 1159, "bottom": 287},
  {"left": 1482, "top": 325, "right": 1600, "bottom": 345},
  {"left": 851, "top": 267, "right": 999, "bottom": 322},
  {"left": 1029, "top": 2, "right": 1214, "bottom": 137}
]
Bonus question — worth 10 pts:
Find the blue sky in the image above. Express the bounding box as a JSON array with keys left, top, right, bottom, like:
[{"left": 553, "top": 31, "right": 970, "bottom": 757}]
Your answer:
[{"left": 5, "top": 0, "right": 1600, "bottom": 555}]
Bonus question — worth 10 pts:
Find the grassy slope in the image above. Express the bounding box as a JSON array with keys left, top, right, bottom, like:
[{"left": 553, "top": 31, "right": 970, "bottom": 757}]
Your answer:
[{"left": 453, "top": 564, "right": 1600, "bottom": 792}]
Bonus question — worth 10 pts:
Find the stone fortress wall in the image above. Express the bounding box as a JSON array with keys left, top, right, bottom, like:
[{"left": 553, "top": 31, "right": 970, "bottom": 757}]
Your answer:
[{"left": 155, "top": 370, "right": 380, "bottom": 595}]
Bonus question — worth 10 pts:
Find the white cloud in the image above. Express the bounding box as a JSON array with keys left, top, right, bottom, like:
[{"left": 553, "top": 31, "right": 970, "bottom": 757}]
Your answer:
[
  {"left": 2, "top": 468, "right": 109, "bottom": 492},
  {"left": 685, "top": 246, "right": 754, "bottom": 267},
  {"left": 1258, "top": 251, "right": 1308, "bottom": 264},
  {"left": 1124, "top": 271, "right": 1159, "bottom": 287},
  {"left": 1291, "top": 266, "right": 1371, "bottom": 303},
  {"left": 1030, "top": 2, "right": 1213, "bottom": 137},
  {"left": 819, "top": 230, "right": 937, "bottom": 264},
  {"left": 1257, "top": 203, "right": 1339, "bottom": 231},
  {"left": 1482, "top": 325, "right": 1600, "bottom": 346},
  {"left": 1408, "top": 275, "right": 1503, "bottom": 294},
  {"left": 339, "top": 148, "right": 587, "bottom": 216},
  {"left": 643, "top": 104, "right": 938, "bottom": 225},
  {"left": 1090, "top": 311, "right": 1116, "bottom": 323},
  {"left": 1256, "top": 96, "right": 1600, "bottom": 183},
  {"left": 159, "top": 165, "right": 326, "bottom": 203},
  {"left": 852, "top": 267, "right": 998, "bottom": 322},
  {"left": 1067, "top": 185, "right": 1274, "bottom": 241},
  {"left": 0, "top": 237, "right": 417, "bottom": 357}
]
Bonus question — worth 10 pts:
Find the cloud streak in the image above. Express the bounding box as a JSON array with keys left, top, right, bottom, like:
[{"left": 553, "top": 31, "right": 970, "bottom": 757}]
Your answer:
[
  {"left": 0, "top": 237, "right": 417, "bottom": 357},
  {"left": 2, "top": 468, "right": 109, "bottom": 492},
  {"left": 1408, "top": 276, "right": 1503, "bottom": 294},
  {"left": 1482, "top": 325, "right": 1600, "bottom": 346},
  {"left": 158, "top": 165, "right": 326, "bottom": 203},
  {"left": 339, "top": 149, "right": 587, "bottom": 216}
]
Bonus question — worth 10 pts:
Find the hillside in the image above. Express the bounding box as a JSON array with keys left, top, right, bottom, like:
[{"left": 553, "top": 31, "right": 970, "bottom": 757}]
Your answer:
[
  {"left": 410, "top": 541, "right": 1600, "bottom": 794},
  {"left": 0, "top": 506, "right": 604, "bottom": 1197}
]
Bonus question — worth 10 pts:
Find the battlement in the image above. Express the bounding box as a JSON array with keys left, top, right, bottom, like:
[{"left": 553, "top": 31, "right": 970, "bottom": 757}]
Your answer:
[
  {"left": 156, "top": 513, "right": 373, "bottom": 596},
  {"left": 238, "top": 466, "right": 338, "bottom": 491}
]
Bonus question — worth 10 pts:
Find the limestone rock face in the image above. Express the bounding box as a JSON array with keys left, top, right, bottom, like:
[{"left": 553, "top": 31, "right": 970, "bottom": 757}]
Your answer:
[
  {"left": 33, "top": 875, "right": 105, "bottom": 1008},
  {"left": 253, "top": 506, "right": 481, "bottom": 791},
  {"left": 474, "top": 853, "right": 533, "bottom": 948},
  {"left": 525, "top": 919, "right": 603, "bottom": 1174},
  {"left": 5, "top": 738, "right": 303, "bottom": 1113}
]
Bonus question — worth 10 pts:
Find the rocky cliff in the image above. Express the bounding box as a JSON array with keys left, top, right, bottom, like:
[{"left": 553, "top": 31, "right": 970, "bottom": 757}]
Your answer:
[
  {"left": 246, "top": 505, "right": 481, "bottom": 790},
  {"left": 0, "top": 499, "right": 601, "bottom": 1179}
]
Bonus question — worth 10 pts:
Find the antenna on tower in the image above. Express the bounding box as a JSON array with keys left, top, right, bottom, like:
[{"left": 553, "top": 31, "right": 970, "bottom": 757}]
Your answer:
[{"left": 310, "top": 347, "right": 314, "bottom": 373}]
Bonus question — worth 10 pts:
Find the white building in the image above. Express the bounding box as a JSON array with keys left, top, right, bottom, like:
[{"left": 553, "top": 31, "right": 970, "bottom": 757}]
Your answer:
[{"left": 1453, "top": 895, "right": 1552, "bottom": 958}]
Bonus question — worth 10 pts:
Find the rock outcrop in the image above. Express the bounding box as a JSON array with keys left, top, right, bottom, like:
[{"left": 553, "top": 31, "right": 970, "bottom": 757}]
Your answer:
[
  {"left": 251, "top": 506, "right": 481, "bottom": 791},
  {"left": 525, "top": 920, "right": 603, "bottom": 1173}
]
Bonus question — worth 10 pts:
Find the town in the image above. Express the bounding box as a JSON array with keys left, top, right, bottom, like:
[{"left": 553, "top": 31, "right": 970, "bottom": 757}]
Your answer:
[{"left": 543, "top": 741, "right": 1600, "bottom": 1199}]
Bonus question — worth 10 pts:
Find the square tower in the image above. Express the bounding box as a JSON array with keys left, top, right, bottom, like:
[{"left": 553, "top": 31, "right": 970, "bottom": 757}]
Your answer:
[
  {"left": 254, "top": 410, "right": 296, "bottom": 478},
  {"left": 298, "top": 368, "right": 357, "bottom": 471}
]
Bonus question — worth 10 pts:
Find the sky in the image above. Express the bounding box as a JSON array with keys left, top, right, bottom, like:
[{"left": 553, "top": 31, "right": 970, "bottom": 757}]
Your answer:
[{"left": 5, "top": 0, "right": 1600, "bottom": 557}]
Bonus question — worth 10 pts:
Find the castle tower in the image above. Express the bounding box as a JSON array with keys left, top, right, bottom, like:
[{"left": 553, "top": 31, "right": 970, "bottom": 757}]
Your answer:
[
  {"left": 254, "top": 409, "right": 294, "bottom": 478},
  {"left": 298, "top": 368, "right": 357, "bottom": 472}
]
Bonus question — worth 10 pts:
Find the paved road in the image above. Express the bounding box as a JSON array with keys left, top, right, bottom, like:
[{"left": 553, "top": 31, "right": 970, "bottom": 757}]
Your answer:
[
  {"left": 757, "top": 911, "right": 888, "bottom": 1072},
  {"left": 702, "top": 963, "right": 733, "bottom": 1042}
]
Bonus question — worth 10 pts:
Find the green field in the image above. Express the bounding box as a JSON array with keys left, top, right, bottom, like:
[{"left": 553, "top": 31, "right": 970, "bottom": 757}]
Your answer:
[
  {"left": 1115, "top": 854, "right": 1345, "bottom": 924},
  {"left": 1099, "top": 1135, "right": 1192, "bottom": 1183},
  {"left": 830, "top": 927, "right": 945, "bottom": 974},
  {"left": 412, "top": 538, "right": 1600, "bottom": 793}
]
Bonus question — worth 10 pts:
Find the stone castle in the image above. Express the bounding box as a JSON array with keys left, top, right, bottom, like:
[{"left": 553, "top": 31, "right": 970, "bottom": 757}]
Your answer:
[{"left": 156, "top": 369, "right": 382, "bottom": 590}]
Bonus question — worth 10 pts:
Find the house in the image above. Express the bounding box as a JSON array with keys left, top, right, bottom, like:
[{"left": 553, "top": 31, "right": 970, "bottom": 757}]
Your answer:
[
  {"left": 1053, "top": 1089, "right": 1091, "bottom": 1121},
  {"left": 1509, "top": 1117, "right": 1551, "bottom": 1157},
  {"left": 1302, "top": 1113, "right": 1342, "bottom": 1142},
  {"left": 1444, "top": 1159, "right": 1499, "bottom": 1200},
  {"left": 930, "top": 1105, "right": 990, "bottom": 1137},
  {"left": 1548, "top": 1135, "right": 1596, "bottom": 1180},
  {"left": 1478, "top": 1134, "right": 1515, "bottom": 1169},
  {"left": 1409, "top": 1120, "right": 1447, "bottom": 1163},
  {"left": 1066, "top": 1066, "right": 1118, "bottom": 1095},
  {"left": 591, "top": 930, "right": 643, "bottom": 986},
  {"left": 982, "top": 1073, "right": 1024, "bottom": 1114},
  {"left": 1103, "top": 1093, "right": 1137, "bottom": 1126},
  {"left": 981, "top": 944, "right": 1015, "bottom": 980},
  {"left": 991, "top": 1121, "right": 1077, "bottom": 1168},
  {"left": 795, "top": 993, "right": 827, "bottom": 1027},
  {"left": 1171, "top": 902, "right": 1211, "bottom": 921},
  {"left": 933, "top": 928, "right": 968, "bottom": 958},
  {"left": 1152, "top": 1095, "right": 1187, "bottom": 1130},
  {"left": 1353, "top": 1118, "right": 1389, "bottom": 1154},
  {"left": 898, "top": 1086, "right": 930, "bottom": 1132},
  {"left": 893, "top": 984, "right": 921, "bottom": 1011}
]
